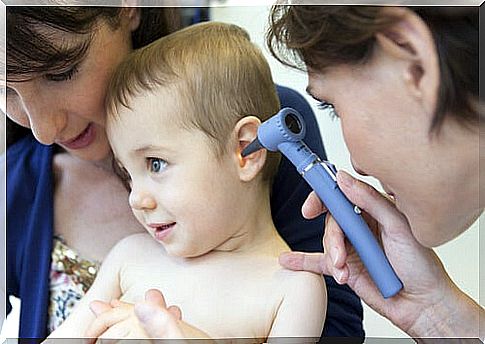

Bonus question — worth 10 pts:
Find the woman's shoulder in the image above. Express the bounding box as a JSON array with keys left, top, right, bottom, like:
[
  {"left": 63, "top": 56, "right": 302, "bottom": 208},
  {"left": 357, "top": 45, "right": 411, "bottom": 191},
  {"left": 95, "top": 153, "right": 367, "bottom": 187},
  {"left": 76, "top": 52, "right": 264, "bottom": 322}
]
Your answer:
[
  {"left": 6, "top": 134, "right": 54, "bottom": 249},
  {"left": 6, "top": 134, "right": 54, "bottom": 205},
  {"left": 6, "top": 134, "right": 53, "bottom": 179},
  {"left": 7, "top": 132, "right": 51, "bottom": 157}
]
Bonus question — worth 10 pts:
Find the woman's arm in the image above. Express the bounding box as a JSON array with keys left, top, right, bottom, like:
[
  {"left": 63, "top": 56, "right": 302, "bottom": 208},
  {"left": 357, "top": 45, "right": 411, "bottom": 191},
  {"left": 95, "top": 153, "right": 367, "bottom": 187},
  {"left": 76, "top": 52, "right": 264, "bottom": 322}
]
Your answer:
[
  {"left": 408, "top": 285, "right": 484, "bottom": 341},
  {"left": 281, "top": 170, "right": 484, "bottom": 340},
  {"left": 46, "top": 236, "right": 131, "bottom": 339}
]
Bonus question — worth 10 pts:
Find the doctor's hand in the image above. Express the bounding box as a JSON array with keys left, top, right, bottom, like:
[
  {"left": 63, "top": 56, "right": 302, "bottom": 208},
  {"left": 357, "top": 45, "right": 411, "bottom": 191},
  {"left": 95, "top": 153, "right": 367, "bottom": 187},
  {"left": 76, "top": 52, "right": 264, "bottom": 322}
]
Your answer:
[{"left": 280, "top": 170, "right": 482, "bottom": 338}]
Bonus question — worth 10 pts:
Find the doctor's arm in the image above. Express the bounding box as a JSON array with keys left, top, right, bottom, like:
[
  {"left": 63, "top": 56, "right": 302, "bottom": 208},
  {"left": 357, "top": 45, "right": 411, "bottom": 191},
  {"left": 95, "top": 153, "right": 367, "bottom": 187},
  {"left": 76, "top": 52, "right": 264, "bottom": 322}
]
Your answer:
[{"left": 280, "top": 170, "right": 485, "bottom": 340}]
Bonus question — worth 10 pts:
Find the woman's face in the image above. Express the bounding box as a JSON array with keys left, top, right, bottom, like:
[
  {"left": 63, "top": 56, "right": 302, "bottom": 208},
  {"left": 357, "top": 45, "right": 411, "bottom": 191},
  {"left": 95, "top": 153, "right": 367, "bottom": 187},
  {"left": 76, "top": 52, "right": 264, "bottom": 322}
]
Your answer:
[
  {"left": 307, "top": 47, "right": 480, "bottom": 247},
  {"left": 5, "top": 15, "right": 138, "bottom": 162}
]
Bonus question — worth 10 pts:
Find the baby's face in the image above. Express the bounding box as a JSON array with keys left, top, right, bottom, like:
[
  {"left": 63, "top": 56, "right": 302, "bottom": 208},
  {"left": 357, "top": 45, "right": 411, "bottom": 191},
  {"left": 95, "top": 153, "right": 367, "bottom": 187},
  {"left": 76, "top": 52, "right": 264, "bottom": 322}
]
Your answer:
[{"left": 107, "top": 89, "right": 248, "bottom": 257}]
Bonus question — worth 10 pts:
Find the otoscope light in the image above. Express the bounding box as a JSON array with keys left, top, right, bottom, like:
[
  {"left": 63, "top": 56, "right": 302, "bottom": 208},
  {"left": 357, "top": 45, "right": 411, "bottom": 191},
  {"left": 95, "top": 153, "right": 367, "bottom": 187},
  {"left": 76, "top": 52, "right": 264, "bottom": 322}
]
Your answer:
[
  {"left": 241, "top": 108, "right": 306, "bottom": 158},
  {"left": 285, "top": 113, "right": 302, "bottom": 134}
]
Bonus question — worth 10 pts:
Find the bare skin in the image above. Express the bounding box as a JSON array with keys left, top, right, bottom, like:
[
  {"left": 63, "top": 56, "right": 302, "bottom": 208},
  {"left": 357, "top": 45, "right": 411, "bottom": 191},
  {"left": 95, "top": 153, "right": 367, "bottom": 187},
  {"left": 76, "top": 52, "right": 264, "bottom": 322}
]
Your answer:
[{"left": 52, "top": 152, "right": 144, "bottom": 262}]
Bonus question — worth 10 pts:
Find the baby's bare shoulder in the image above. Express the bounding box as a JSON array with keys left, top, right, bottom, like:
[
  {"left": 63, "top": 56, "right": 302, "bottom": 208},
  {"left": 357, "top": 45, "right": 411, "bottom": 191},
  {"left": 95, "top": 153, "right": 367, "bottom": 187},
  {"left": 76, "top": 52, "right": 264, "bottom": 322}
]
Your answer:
[
  {"left": 274, "top": 268, "right": 326, "bottom": 294},
  {"left": 247, "top": 255, "right": 325, "bottom": 293}
]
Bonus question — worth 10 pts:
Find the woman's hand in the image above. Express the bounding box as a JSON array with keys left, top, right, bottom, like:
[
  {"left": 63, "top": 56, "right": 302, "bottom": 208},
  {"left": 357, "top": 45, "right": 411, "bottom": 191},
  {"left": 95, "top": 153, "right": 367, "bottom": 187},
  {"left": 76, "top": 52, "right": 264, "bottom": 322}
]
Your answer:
[
  {"left": 85, "top": 289, "right": 212, "bottom": 343},
  {"left": 280, "top": 170, "right": 483, "bottom": 338}
]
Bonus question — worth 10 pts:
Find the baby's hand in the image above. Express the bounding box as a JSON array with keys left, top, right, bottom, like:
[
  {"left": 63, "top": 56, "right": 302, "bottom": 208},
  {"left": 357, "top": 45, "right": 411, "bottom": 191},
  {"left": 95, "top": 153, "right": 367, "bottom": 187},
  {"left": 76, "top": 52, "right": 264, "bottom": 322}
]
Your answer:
[
  {"left": 86, "top": 289, "right": 212, "bottom": 343},
  {"left": 134, "top": 289, "right": 212, "bottom": 340},
  {"left": 85, "top": 299, "right": 149, "bottom": 343}
]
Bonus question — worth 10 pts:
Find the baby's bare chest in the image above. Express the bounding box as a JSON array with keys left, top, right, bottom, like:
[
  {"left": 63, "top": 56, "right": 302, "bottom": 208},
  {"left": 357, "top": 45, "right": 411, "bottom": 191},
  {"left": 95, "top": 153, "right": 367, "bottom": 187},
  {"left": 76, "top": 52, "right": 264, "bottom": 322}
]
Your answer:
[{"left": 119, "top": 257, "right": 284, "bottom": 338}]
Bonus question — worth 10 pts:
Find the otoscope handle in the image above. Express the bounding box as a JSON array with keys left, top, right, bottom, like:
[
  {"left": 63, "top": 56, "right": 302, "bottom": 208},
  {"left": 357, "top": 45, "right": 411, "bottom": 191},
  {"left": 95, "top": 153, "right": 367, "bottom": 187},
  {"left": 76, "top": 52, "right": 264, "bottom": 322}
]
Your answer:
[{"left": 279, "top": 142, "right": 403, "bottom": 298}]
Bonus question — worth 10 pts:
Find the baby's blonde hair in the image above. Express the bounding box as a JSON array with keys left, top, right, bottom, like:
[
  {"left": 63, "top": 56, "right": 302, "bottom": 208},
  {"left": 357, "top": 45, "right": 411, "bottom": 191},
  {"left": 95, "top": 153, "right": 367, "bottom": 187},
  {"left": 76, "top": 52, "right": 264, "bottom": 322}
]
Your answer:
[{"left": 106, "top": 21, "right": 281, "bottom": 183}]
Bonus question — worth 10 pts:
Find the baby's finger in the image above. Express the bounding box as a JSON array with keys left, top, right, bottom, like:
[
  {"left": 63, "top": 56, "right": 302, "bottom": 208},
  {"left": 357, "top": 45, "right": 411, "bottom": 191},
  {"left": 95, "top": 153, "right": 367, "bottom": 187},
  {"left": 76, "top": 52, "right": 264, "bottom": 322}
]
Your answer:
[
  {"left": 302, "top": 191, "right": 328, "bottom": 219},
  {"left": 85, "top": 306, "right": 132, "bottom": 338},
  {"left": 96, "top": 322, "right": 130, "bottom": 343},
  {"left": 167, "top": 305, "right": 182, "bottom": 320},
  {"left": 89, "top": 300, "right": 113, "bottom": 316},
  {"left": 144, "top": 289, "right": 168, "bottom": 309},
  {"left": 135, "top": 303, "right": 182, "bottom": 339},
  {"left": 109, "top": 299, "right": 124, "bottom": 308}
]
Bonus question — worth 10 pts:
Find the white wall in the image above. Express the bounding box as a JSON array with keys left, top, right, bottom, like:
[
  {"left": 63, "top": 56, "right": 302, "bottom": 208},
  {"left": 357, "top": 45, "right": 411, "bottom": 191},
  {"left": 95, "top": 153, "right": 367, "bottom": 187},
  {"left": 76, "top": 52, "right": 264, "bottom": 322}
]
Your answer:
[{"left": 210, "top": 4, "right": 482, "bottom": 338}]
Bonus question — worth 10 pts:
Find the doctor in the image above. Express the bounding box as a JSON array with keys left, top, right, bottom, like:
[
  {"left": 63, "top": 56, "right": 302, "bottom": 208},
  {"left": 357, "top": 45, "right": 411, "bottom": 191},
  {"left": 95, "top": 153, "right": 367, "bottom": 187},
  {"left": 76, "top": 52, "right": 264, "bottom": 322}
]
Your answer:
[{"left": 268, "top": 5, "right": 483, "bottom": 340}]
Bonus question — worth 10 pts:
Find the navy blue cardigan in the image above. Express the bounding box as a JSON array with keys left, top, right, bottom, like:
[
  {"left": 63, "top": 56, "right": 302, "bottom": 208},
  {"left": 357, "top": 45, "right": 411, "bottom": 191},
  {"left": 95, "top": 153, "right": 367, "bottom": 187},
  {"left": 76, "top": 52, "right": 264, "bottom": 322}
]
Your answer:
[{"left": 6, "top": 85, "right": 364, "bottom": 341}]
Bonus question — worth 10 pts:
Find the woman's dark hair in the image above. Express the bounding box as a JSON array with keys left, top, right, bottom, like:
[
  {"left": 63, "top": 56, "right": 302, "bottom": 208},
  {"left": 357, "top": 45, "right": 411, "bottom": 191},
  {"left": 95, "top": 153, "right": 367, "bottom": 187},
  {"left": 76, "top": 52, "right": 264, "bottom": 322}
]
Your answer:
[
  {"left": 267, "top": 6, "right": 479, "bottom": 133},
  {"left": 5, "top": 6, "right": 182, "bottom": 146}
]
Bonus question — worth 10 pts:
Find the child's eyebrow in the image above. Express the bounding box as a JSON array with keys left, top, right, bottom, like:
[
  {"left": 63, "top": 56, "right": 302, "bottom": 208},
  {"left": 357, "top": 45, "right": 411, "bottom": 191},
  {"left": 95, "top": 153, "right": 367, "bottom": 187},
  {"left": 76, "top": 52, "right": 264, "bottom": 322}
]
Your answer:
[{"left": 134, "top": 144, "right": 173, "bottom": 154}]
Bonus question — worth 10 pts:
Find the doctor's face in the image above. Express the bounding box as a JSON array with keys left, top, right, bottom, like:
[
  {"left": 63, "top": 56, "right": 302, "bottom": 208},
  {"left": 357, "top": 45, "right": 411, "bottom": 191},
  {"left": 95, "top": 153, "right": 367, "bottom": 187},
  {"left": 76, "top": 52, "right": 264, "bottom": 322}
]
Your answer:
[{"left": 307, "top": 58, "right": 479, "bottom": 247}]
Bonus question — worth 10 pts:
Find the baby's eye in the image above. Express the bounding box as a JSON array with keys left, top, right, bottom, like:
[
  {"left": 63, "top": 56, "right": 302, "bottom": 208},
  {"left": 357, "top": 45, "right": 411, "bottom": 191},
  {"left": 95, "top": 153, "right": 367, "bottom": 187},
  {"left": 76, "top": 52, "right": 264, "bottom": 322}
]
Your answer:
[{"left": 147, "top": 158, "right": 167, "bottom": 173}]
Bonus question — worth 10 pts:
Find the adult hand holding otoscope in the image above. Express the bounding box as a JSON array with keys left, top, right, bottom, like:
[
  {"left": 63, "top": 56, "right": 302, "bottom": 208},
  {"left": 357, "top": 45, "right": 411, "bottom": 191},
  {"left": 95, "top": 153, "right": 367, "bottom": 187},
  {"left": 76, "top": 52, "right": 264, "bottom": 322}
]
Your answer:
[
  {"left": 243, "top": 106, "right": 482, "bottom": 338},
  {"left": 242, "top": 108, "right": 403, "bottom": 298}
]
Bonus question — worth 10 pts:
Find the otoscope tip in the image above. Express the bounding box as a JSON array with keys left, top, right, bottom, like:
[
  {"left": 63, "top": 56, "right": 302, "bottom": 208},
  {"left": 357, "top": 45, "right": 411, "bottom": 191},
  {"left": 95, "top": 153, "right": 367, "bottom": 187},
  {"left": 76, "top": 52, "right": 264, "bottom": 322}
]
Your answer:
[{"left": 241, "top": 138, "right": 264, "bottom": 157}]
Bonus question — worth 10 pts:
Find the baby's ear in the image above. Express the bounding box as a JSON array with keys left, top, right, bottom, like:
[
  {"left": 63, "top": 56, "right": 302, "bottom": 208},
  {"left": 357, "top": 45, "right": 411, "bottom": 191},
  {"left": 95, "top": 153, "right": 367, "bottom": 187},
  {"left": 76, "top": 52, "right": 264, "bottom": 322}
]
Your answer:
[{"left": 232, "top": 116, "right": 266, "bottom": 182}]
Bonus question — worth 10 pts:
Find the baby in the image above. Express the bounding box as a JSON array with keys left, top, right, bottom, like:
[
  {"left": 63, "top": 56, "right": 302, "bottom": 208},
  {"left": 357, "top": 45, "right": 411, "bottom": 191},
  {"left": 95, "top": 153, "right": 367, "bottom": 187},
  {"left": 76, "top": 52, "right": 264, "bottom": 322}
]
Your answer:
[{"left": 48, "top": 22, "right": 326, "bottom": 341}]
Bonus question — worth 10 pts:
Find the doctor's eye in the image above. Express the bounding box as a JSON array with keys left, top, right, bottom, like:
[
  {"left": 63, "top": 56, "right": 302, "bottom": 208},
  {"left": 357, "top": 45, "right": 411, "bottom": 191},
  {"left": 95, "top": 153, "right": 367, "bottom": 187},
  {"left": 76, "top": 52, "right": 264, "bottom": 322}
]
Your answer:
[
  {"left": 147, "top": 158, "right": 168, "bottom": 173},
  {"left": 317, "top": 101, "right": 339, "bottom": 120}
]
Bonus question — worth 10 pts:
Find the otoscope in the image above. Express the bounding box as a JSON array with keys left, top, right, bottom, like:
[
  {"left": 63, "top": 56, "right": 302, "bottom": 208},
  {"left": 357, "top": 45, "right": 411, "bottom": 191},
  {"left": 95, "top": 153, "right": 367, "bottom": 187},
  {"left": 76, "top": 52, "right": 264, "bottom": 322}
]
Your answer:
[{"left": 242, "top": 107, "right": 402, "bottom": 298}]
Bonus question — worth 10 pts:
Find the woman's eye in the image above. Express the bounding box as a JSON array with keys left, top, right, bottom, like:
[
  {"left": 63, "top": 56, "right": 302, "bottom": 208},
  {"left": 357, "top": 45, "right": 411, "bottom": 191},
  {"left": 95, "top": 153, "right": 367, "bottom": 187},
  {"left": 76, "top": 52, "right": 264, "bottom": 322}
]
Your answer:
[
  {"left": 316, "top": 101, "right": 339, "bottom": 119},
  {"left": 147, "top": 158, "right": 167, "bottom": 173},
  {"left": 45, "top": 65, "right": 79, "bottom": 82}
]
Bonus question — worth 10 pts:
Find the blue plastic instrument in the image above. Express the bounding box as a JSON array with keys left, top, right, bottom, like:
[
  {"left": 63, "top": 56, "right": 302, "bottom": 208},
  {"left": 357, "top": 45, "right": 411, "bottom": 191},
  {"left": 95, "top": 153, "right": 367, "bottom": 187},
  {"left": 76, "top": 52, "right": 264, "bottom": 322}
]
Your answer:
[{"left": 242, "top": 107, "right": 402, "bottom": 298}]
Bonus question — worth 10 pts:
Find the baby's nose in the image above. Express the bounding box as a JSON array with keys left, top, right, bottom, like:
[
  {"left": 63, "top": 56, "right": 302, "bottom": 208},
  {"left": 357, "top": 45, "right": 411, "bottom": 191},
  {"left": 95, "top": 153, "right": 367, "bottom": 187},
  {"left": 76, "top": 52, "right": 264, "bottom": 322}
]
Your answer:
[{"left": 129, "top": 190, "right": 157, "bottom": 211}]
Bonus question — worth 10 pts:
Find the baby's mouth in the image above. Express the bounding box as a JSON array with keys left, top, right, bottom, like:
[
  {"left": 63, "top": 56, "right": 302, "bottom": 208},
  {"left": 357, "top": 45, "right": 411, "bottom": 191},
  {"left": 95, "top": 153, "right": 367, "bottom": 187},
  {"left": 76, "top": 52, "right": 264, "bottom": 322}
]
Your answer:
[
  {"left": 148, "top": 222, "right": 176, "bottom": 241},
  {"left": 155, "top": 223, "right": 175, "bottom": 232}
]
